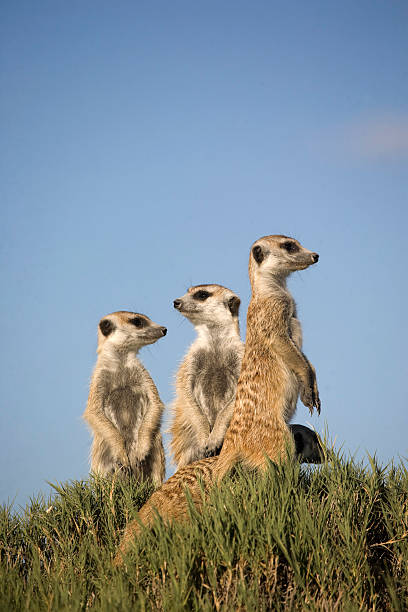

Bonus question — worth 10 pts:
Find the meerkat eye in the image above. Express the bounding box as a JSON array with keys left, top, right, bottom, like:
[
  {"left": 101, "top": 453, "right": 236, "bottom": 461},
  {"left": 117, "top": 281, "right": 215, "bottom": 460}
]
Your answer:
[
  {"left": 252, "top": 245, "right": 264, "bottom": 264},
  {"left": 130, "top": 317, "right": 145, "bottom": 328},
  {"left": 281, "top": 241, "right": 299, "bottom": 254},
  {"left": 193, "top": 290, "right": 212, "bottom": 301},
  {"left": 99, "top": 319, "right": 114, "bottom": 337}
]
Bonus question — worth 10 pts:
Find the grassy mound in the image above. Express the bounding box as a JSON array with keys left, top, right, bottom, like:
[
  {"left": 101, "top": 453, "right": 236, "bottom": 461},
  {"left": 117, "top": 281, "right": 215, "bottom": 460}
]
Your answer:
[{"left": 1, "top": 454, "right": 407, "bottom": 610}]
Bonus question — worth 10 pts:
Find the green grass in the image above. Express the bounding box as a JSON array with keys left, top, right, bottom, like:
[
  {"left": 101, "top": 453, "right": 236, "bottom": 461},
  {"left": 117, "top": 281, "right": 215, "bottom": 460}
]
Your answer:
[{"left": 1, "top": 453, "right": 407, "bottom": 611}]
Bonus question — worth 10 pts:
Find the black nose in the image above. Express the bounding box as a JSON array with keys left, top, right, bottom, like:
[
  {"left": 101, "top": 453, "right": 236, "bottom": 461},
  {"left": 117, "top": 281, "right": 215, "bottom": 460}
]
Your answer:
[
  {"left": 173, "top": 299, "right": 182, "bottom": 309},
  {"left": 312, "top": 253, "right": 319, "bottom": 263},
  {"left": 161, "top": 327, "right": 167, "bottom": 336}
]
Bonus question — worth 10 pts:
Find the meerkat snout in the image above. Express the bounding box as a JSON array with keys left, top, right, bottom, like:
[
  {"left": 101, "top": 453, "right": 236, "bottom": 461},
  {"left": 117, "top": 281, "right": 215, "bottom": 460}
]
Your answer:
[
  {"left": 161, "top": 327, "right": 167, "bottom": 336},
  {"left": 173, "top": 299, "right": 182, "bottom": 310},
  {"left": 312, "top": 253, "right": 319, "bottom": 263}
]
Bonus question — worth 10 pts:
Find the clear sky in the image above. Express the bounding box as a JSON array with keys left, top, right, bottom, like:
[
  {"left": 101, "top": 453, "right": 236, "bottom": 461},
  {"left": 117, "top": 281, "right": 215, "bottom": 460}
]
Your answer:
[{"left": 1, "top": 1, "right": 407, "bottom": 508}]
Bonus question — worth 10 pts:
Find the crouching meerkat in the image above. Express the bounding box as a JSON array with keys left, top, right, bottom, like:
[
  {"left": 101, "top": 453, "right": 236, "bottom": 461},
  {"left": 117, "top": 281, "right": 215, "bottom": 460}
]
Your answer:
[
  {"left": 170, "top": 284, "right": 244, "bottom": 468},
  {"left": 83, "top": 311, "right": 167, "bottom": 487},
  {"left": 170, "top": 284, "right": 321, "bottom": 468},
  {"left": 115, "top": 235, "right": 320, "bottom": 564}
]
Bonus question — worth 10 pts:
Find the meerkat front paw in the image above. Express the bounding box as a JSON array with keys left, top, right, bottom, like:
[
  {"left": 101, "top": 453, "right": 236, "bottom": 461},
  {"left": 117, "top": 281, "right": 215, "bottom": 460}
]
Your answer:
[
  {"left": 116, "top": 462, "right": 132, "bottom": 477},
  {"left": 204, "top": 443, "right": 223, "bottom": 458},
  {"left": 133, "top": 449, "right": 150, "bottom": 465},
  {"left": 313, "top": 386, "right": 321, "bottom": 415},
  {"left": 309, "top": 364, "right": 321, "bottom": 415},
  {"left": 203, "top": 433, "right": 224, "bottom": 458},
  {"left": 118, "top": 447, "right": 131, "bottom": 469},
  {"left": 300, "top": 384, "right": 315, "bottom": 415},
  {"left": 132, "top": 458, "right": 147, "bottom": 475},
  {"left": 133, "top": 440, "right": 151, "bottom": 463}
]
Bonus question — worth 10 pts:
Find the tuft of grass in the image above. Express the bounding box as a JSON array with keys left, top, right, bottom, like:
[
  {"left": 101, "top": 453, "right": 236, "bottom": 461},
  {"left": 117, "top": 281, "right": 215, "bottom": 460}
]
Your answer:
[{"left": 1, "top": 453, "right": 407, "bottom": 610}]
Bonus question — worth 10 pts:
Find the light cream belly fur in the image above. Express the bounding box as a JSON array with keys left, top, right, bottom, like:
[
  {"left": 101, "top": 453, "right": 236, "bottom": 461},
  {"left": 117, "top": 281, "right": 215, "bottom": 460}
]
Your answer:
[{"left": 279, "top": 361, "right": 299, "bottom": 423}]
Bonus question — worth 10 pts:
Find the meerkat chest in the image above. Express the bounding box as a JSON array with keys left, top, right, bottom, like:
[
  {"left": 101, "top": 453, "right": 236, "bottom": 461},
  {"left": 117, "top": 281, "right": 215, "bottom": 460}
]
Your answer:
[
  {"left": 189, "top": 348, "right": 241, "bottom": 424},
  {"left": 102, "top": 367, "right": 150, "bottom": 435}
]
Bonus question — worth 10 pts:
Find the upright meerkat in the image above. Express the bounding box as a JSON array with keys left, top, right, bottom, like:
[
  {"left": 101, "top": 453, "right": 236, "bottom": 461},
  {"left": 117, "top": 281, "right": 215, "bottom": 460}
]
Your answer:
[
  {"left": 214, "top": 234, "right": 320, "bottom": 479},
  {"left": 170, "top": 284, "right": 244, "bottom": 468},
  {"left": 170, "top": 284, "right": 321, "bottom": 469},
  {"left": 115, "top": 235, "right": 320, "bottom": 563},
  {"left": 83, "top": 311, "right": 167, "bottom": 487}
]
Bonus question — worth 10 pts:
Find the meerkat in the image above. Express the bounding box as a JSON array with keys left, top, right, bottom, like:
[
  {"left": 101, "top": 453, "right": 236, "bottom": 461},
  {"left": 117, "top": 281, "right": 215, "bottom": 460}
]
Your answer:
[
  {"left": 290, "top": 424, "right": 323, "bottom": 463},
  {"left": 170, "top": 284, "right": 244, "bottom": 468},
  {"left": 214, "top": 234, "right": 320, "bottom": 479},
  {"left": 83, "top": 311, "right": 167, "bottom": 487},
  {"left": 115, "top": 235, "right": 320, "bottom": 563},
  {"left": 170, "top": 284, "right": 321, "bottom": 468}
]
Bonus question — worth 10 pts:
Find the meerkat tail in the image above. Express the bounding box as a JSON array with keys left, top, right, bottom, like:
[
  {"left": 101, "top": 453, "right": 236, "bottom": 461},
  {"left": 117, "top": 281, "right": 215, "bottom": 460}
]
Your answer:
[
  {"left": 211, "top": 449, "right": 242, "bottom": 482},
  {"left": 114, "top": 497, "right": 162, "bottom": 566},
  {"left": 114, "top": 457, "right": 218, "bottom": 566}
]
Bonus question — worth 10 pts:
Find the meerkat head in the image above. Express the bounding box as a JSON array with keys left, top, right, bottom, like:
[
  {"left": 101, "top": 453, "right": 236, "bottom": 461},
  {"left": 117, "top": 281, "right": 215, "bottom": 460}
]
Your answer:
[
  {"left": 173, "top": 284, "right": 241, "bottom": 330},
  {"left": 290, "top": 424, "right": 323, "bottom": 464},
  {"left": 97, "top": 311, "right": 167, "bottom": 354},
  {"left": 249, "top": 235, "right": 319, "bottom": 291}
]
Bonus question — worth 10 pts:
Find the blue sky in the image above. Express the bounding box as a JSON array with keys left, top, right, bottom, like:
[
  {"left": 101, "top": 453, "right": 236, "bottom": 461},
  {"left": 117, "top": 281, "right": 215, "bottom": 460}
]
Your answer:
[{"left": 1, "top": 1, "right": 407, "bottom": 508}]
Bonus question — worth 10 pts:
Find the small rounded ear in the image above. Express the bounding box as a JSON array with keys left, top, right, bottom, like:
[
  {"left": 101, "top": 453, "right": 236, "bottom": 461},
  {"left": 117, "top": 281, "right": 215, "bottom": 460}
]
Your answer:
[
  {"left": 99, "top": 319, "right": 114, "bottom": 337},
  {"left": 252, "top": 245, "right": 264, "bottom": 264},
  {"left": 227, "top": 296, "right": 241, "bottom": 317}
]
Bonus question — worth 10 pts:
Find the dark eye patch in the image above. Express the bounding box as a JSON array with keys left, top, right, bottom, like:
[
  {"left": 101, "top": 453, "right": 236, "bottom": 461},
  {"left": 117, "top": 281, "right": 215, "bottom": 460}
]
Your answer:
[
  {"left": 130, "top": 317, "right": 146, "bottom": 328},
  {"left": 252, "top": 245, "right": 264, "bottom": 264},
  {"left": 99, "top": 319, "right": 114, "bottom": 337},
  {"left": 193, "top": 290, "right": 212, "bottom": 301},
  {"left": 281, "top": 241, "right": 299, "bottom": 254}
]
